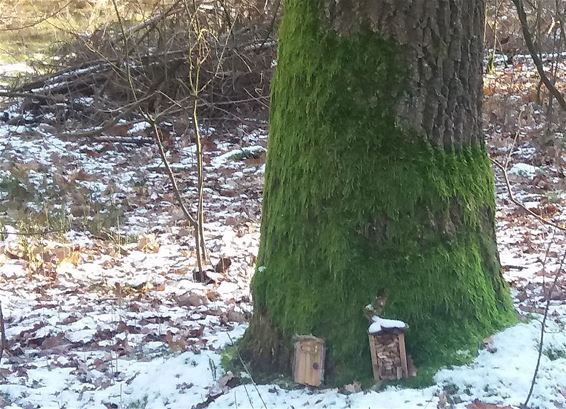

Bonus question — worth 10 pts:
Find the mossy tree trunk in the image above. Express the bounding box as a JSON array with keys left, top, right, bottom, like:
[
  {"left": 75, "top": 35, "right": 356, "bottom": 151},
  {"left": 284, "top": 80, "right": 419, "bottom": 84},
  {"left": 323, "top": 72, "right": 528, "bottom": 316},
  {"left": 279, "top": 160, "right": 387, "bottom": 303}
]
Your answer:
[{"left": 240, "top": 0, "right": 516, "bottom": 384}]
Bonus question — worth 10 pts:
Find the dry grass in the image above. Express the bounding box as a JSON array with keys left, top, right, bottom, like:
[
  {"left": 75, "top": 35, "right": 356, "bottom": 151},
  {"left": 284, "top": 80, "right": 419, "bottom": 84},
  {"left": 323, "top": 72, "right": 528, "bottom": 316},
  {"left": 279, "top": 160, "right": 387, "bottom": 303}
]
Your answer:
[{"left": 0, "top": 0, "right": 172, "bottom": 62}]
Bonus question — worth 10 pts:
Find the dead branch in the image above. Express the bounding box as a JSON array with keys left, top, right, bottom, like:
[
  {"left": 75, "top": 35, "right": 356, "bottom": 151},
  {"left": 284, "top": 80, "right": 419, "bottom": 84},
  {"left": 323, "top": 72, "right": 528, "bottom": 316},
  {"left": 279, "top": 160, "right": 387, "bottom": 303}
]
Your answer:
[
  {"left": 146, "top": 115, "right": 210, "bottom": 282},
  {"left": 257, "top": 0, "right": 281, "bottom": 51},
  {"left": 0, "top": 302, "right": 5, "bottom": 365},
  {"left": 59, "top": 98, "right": 152, "bottom": 139},
  {"left": 122, "top": 0, "right": 185, "bottom": 39},
  {"left": 55, "top": 55, "right": 180, "bottom": 140},
  {"left": 0, "top": 91, "right": 66, "bottom": 101},
  {"left": 12, "top": 51, "right": 187, "bottom": 95},
  {"left": 148, "top": 119, "right": 198, "bottom": 229},
  {"left": 13, "top": 61, "right": 112, "bottom": 93},
  {"left": 491, "top": 157, "right": 566, "bottom": 232},
  {"left": 227, "top": 333, "right": 268, "bottom": 409},
  {"left": 523, "top": 248, "right": 566, "bottom": 408},
  {"left": 512, "top": 0, "right": 566, "bottom": 111}
]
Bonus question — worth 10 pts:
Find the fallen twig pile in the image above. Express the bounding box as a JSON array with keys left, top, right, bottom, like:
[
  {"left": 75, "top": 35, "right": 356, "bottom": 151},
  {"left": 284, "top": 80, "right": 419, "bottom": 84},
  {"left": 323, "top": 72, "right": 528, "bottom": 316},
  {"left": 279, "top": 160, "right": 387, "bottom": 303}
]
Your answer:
[{"left": 1, "top": 0, "right": 277, "bottom": 139}]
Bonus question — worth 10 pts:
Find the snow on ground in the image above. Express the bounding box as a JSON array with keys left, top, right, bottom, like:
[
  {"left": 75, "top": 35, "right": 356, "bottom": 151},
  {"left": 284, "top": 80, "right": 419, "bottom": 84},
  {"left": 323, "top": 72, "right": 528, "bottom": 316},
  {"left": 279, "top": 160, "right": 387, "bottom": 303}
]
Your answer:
[{"left": 1, "top": 59, "right": 566, "bottom": 409}]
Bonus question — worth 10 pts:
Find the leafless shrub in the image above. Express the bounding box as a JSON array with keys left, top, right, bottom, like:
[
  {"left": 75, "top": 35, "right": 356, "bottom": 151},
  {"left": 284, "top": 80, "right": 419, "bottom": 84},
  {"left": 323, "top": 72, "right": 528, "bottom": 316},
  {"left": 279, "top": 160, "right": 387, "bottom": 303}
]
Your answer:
[
  {"left": 1, "top": 0, "right": 278, "bottom": 131},
  {"left": 29, "top": 0, "right": 278, "bottom": 122},
  {"left": 485, "top": 0, "right": 565, "bottom": 58}
]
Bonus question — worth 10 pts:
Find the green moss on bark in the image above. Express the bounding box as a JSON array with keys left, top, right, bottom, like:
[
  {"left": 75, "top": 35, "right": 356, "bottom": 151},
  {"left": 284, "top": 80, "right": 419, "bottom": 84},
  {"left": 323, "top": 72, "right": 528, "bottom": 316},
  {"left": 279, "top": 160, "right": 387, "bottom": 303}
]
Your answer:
[{"left": 240, "top": 0, "right": 516, "bottom": 384}]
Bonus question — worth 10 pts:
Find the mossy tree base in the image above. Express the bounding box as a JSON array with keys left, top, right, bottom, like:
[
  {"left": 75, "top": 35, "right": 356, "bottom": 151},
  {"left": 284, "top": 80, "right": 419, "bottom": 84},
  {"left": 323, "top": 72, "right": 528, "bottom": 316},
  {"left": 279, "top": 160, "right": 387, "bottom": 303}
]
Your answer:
[{"left": 239, "top": 0, "right": 516, "bottom": 385}]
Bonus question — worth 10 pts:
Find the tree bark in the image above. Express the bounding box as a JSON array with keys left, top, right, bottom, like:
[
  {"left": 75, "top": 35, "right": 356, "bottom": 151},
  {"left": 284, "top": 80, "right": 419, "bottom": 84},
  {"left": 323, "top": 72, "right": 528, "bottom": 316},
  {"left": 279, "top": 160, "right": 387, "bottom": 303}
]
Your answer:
[{"left": 239, "top": 0, "right": 515, "bottom": 384}]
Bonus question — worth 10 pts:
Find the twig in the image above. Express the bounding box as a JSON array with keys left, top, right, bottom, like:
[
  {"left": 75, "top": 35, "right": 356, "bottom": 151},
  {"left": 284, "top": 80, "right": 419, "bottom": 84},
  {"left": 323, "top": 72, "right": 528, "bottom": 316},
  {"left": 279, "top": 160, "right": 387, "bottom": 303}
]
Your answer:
[
  {"left": 50, "top": 55, "right": 181, "bottom": 141},
  {"left": 257, "top": 0, "right": 281, "bottom": 52},
  {"left": 148, "top": 119, "right": 198, "bottom": 228},
  {"left": 511, "top": 0, "right": 566, "bottom": 111},
  {"left": 188, "top": 22, "right": 210, "bottom": 270},
  {"left": 0, "top": 302, "right": 5, "bottom": 365},
  {"left": 216, "top": 0, "right": 234, "bottom": 31},
  {"left": 522, "top": 248, "right": 566, "bottom": 408},
  {"left": 59, "top": 100, "right": 147, "bottom": 139},
  {"left": 491, "top": 158, "right": 566, "bottom": 231},
  {"left": 111, "top": 0, "right": 137, "bottom": 103},
  {"left": 0, "top": 91, "right": 66, "bottom": 100},
  {"left": 12, "top": 50, "right": 188, "bottom": 94},
  {"left": 504, "top": 124, "right": 523, "bottom": 171},
  {"left": 193, "top": 93, "right": 208, "bottom": 270},
  {"left": 227, "top": 333, "right": 268, "bottom": 409},
  {"left": 78, "top": 136, "right": 153, "bottom": 145},
  {"left": 145, "top": 112, "right": 208, "bottom": 283},
  {"left": 121, "top": 0, "right": 184, "bottom": 39},
  {"left": 13, "top": 62, "right": 112, "bottom": 93}
]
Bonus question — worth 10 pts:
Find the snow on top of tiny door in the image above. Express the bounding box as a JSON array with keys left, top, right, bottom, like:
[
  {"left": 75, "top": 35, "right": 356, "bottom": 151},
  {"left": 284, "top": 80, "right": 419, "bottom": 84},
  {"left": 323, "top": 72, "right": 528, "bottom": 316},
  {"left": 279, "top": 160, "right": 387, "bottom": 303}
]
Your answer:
[{"left": 368, "top": 316, "right": 407, "bottom": 334}]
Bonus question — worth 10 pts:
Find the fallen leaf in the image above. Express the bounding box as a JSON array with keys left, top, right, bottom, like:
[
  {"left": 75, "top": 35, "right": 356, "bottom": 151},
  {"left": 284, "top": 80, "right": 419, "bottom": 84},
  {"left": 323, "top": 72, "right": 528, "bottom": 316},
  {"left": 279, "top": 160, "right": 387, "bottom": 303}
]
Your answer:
[
  {"left": 41, "top": 333, "right": 69, "bottom": 350},
  {"left": 218, "top": 372, "right": 235, "bottom": 389},
  {"left": 482, "top": 336, "right": 498, "bottom": 353},
  {"left": 206, "top": 289, "right": 220, "bottom": 301},
  {"left": 137, "top": 234, "right": 160, "bottom": 253},
  {"left": 175, "top": 292, "right": 209, "bottom": 307},
  {"left": 165, "top": 332, "right": 188, "bottom": 352},
  {"left": 214, "top": 257, "right": 232, "bottom": 274},
  {"left": 341, "top": 381, "right": 362, "bottom": 394}
]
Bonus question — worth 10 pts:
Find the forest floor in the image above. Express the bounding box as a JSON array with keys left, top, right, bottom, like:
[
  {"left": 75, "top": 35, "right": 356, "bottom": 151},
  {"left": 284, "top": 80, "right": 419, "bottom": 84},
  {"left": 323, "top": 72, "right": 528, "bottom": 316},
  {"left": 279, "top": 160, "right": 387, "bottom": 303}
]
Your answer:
[{"left": 1, "top": 58, "right": 566, "bottom": 409}]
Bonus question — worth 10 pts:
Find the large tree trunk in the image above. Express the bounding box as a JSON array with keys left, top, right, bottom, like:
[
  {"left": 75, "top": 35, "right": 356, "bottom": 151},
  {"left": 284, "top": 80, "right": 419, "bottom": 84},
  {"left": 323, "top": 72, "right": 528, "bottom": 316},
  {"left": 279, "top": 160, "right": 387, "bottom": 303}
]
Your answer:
[{"left": 240, "top": 0, "right": 516, "bottom": 384}]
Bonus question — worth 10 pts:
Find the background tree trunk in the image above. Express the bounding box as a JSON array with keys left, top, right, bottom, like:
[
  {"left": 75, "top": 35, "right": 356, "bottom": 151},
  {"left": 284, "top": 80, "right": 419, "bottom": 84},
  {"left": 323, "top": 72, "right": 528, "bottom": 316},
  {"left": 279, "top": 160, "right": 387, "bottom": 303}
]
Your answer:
[{"left": 240, "top": 0, "right": 516, "bottom": 384}]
